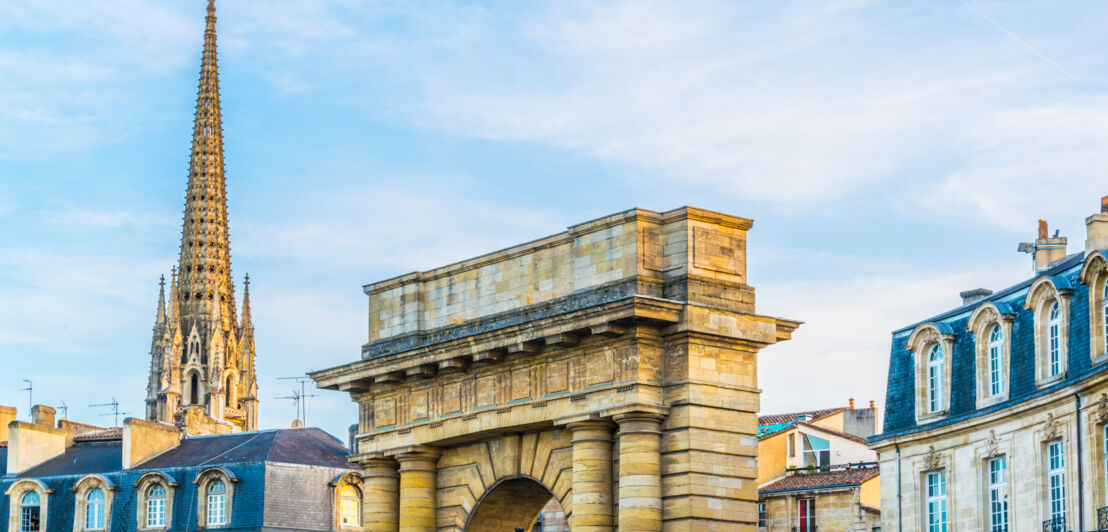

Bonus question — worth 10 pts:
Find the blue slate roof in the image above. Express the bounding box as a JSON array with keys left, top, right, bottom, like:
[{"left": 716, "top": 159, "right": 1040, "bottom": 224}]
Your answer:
[
  {"left": 137, "top": 427, "right": 350, "bottom": 469},
  {"left": 21, "top": 442, "right": 122, "bottom": 477},
  {"left": 874, "top": 251, "right": 1103, "bottom": 443},
  {"left": 0, "top": 446, "right": 7, "bottom": 476}
]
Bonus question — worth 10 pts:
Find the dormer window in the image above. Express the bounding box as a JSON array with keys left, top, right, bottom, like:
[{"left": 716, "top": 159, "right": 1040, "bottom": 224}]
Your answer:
[
  {"left": 968, "top": 303, "right": 1014, "bottom": 407},
  {"left": 207, "top": 480, "right": 227, "bottom": 526},
  {"left": 928, "top": 345, "right": 944, "bottom": 413},
  {"left": 1048, "top": 302, "right": 1062, "bottom": 377},
  {"left": 85, "top": 489, "right": 105, "bottom": 531},
  {"left": 907, "top": 323, "right": 955, "bottom": 422}
]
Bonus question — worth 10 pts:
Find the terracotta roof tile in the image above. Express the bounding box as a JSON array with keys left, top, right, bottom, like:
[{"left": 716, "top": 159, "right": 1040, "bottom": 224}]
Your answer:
[
  {"left": 74, "top": 427, "right": 123, "bottom": 441},
  {"left": 760, "top": 466, "right": 879, "bottom": 495},
  {"left": 758, "top": 407, "right": 847, "bottom": 426}
]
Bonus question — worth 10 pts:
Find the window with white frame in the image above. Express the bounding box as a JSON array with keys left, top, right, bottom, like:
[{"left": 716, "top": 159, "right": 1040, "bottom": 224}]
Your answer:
[
  {"left": 85, "top": 489, "right": 105, "bottom": 530},
  {"left": 20, "top": 491, "right": 41, "bottom": 532},
  {"left": 988, "top": 326, "right": 1004, "bottom": 396},
  {"left": 802, "top": 434, "right": 831, "bottom": 468},
  {"left": 926, "top": 471, "right": 947, "bottom": 532},
  {"left": 758, "top": 502, "right": 767, "bottom": 529},
  {"left": 797, "top": 499, "right": 815, "bottom": 532},
  {"left": 146, "top": 484, "right": 167, "bottom": 528},
  {"left": 1048, "top": 302, "right": 1062, "bottom": 377},
  {"left": 1047, "top": 441, "right": 1065, "bottom": 525},
  {"left": 988, "top": 457, "right": 1007, "bottom": 532},
  {"left": 207, "top": 479, "right": 227, "bottom": 526},
  {"left": 928, "top": 344, "right": 944, "bottom": 413}
]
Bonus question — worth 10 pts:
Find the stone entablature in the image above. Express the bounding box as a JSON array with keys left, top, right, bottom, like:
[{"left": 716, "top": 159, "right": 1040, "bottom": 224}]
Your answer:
[
  {"left": 361, "top": 207, "right": 755, "bottom": 346},
  {"left": 313, "top": 206, "right": 799, "bottom": 531}
]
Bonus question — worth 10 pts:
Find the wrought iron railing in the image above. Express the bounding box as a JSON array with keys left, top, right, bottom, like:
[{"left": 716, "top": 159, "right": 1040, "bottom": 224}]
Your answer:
[
  {"left": 1098, "top": 506, "right": 1108, "bottom": 530},
  {"left": 1042, "top": 516, "right": 1065, "bottom": 532}
]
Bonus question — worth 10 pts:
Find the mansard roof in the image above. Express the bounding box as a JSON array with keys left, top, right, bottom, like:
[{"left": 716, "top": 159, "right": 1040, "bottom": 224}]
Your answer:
[
  {"left": 0, "top": 446, "right": 7, "bottom": 476},
  {"left": 21, "top": 442, "right": 122, "bottom": 478},
  {"left": 759, "top": 465, "right": 879, "bottom": 495},
  {"left": 136, "top": 427, "right": 349, "bottom": 470}
]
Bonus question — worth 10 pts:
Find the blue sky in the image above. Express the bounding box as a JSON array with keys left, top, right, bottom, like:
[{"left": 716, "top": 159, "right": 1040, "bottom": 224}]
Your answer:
[{"left": 2, "top": 0, "right": 1107, "bottom": 441}]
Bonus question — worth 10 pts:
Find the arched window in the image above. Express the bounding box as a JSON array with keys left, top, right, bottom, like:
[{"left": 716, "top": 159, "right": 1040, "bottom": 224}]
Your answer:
[
  {"left": 146, "top": 484, "right": 167, "bottom": 528},
  {"left": 85, "top": 489, "right": 105, "bottom": 530},
  {"left": 339, "top": 485, "right": 361, "bottom": 527},
  {"left": 190, "top": 373, "right": 200, "bottom": 405},
  {"left": 988, "top": 325, "right": 1004, "bottom": 396},
  {"left": 1048, "top": 302, "right": 1062, "bottom": 376},
  {"left": 207, "top": 479, "right": 227, "bottom": 526},
  {"left": 928, "top": 344, "right": 943, "bottom": 413},
  {"left": 225, "top": 375, "right": 235, "bottom": 406},
  {"left": 20, "top": 491, "right": 41, "bottom": 532}
]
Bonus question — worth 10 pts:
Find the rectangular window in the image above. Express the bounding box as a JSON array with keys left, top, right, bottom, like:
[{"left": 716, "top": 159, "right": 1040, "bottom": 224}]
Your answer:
[
  {"left": 787, "top": 433, "right": 794, "bottom": 457},
  {"left": 797, "top": 499, "right": 815, "bottom": 532},
  {"left": 802, "top": 434, "right": 831, "bottom": 468},
  {"left": 147, "top": 499, "right": 166, "bottom": 527},
  {"left": 988, "top": 457, "right": 1008, "bottom": 532},
  {"left": 1048, "top": 441, "right": 1065, "bottom": 524},
  {"left": 926, "top": 471, "right": 947, "bottom": 532},
  {"left": 208, "top": 494, "right": 226, "bottom": 526},
  {"left": 758, "top": 502, "right": 767, "bottom": 529},
  {"left": 20, "top": 507, "right": 39, "bottom": 532},
  {"left": 929, "top": 363, "right": 941, "bottom": 412}
]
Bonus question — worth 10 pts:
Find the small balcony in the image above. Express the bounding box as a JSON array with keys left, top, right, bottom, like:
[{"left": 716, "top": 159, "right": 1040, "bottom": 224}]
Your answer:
[{"left": 1041, "top": 516, "right": 1066, "bottom": 532}]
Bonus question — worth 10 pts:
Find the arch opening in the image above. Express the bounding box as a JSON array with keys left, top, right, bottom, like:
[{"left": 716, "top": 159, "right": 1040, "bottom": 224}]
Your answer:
[{"left": 465, "top": 478, "right": 567, "bottom": 532}]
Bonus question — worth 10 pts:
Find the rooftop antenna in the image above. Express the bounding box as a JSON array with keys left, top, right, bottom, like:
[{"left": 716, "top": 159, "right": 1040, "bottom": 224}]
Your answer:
[
  {"left": 89, "top": 397, "right": 130, "bottom": 427},
  {"left": 20, "top": 379, "right": 32, "bottom": 420},
  {"left": 58, "top": 401, "right": 69, "bottom": 421},
  {"left": 277, "top": 376, "right": 318, "bottom": 425}
]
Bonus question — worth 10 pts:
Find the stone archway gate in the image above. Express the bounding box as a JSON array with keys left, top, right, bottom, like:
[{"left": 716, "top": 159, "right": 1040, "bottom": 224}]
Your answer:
[{"left": 311, "top": 207, "right": 799, "bottom": 531}]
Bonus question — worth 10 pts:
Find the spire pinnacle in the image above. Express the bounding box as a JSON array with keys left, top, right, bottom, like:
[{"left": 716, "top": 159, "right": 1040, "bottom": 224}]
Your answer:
[
  {"left": 154, "top": 274, "right": 167, "bottom": 327},
  {"left": 240, "top": 273, "right": 253, "bottom": 330}
]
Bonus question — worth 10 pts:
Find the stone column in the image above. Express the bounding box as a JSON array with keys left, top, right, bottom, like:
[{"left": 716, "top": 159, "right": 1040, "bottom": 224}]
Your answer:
[
  {"left": 362, "top": 458, "right": 400, "bottom": 532},
  {"left": 569, "top": 420, "right": 615, "bottom": 532},
  {"left": 396, "top": 448, "right": 441, "bottom": 532},
  {"left": 614, "top": 412, "right": 664, "bottom": 532}
]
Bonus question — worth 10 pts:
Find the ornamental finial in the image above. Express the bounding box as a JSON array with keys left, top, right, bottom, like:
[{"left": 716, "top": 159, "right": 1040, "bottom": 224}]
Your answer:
[{"left": 208, "top": 0, "right": 216, "bottom": 16}]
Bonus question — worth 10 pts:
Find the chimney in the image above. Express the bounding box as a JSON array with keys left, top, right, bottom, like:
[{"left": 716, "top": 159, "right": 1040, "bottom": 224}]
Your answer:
[
  {"left": 122, "top": 417, "right": 181, "bottom": 468},
  {"left": 849, "top": 398, "right": 855, "bottom": 409},
  {"left": 6, "top": 421, "right": 66, "bottom": 474},
  {"left": 0, "top": 406, "right": 16, "bottom": 442},
  {"left": 31, "top": 405, "right": 56, "bottom": 428},
  {"left": 1034, "top": 220, "right": 1068, "bottom": 270},
  {"left": 959, "top": 288, "right": 993, "bottom": 306},
  {"left": 869, "top": 400, "right": 875, "bottom": 409},
  {"left": 1086, "top": 196, "right": 1108, "bottom": 255}
]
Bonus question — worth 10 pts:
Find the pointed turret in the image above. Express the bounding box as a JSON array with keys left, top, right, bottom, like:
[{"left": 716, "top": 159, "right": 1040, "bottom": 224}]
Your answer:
[
  {"left": 240, "top": 274, "right": 253, "bottom": 331},
  {"left": 154, "top": 274, "right": 167, "bottom": 329}
]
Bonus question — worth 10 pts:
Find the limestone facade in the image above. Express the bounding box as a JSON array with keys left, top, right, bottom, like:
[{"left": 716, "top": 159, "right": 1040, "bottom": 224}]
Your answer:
[
  {"left": 312, "top": 206, "right": 801, "bottom": 531},
  {"left": 871, "top": 204, "right": 1108, "bottom": 532}
]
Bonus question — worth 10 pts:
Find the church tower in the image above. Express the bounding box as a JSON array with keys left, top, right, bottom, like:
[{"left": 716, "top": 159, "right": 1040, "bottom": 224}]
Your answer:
[{"left": 146, "top": 0, "right": 258, "bottom": 433}]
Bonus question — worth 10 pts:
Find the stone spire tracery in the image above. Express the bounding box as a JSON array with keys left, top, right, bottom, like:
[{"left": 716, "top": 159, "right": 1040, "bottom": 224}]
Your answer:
[{"left": 146, "top": 0, "right": 258, "bottom": 434}]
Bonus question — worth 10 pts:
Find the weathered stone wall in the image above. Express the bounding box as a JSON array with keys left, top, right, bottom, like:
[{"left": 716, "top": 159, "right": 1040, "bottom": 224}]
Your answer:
[
  {"left": 764, "top": 489, "right": 876, "bottom": 532},
  {"left": 263, "top": 464, "right": 349, "bottom": 531}
]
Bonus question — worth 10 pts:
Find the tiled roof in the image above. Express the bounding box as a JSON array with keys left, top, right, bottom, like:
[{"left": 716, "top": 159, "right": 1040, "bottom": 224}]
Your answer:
[
  {"left": 760, "top": 466, "right": 880, "bottom": 495},
  {"left": 137, "top": 427, "right": 349, "bottom": 469},
  {"left": 21, "top": 442, "right": 122, "bottom": 477},
  {"left": 795, "top": 421, "right": 867, "bottom": 444},
  {"left": 758, "top": 407, "right": 846, "bottom": 426},
  {"left": 74, "top": 427, "right": 123, "bottom": 441},
  {"left": 0, "top": 441, "right": 7, "bottom": 447}
]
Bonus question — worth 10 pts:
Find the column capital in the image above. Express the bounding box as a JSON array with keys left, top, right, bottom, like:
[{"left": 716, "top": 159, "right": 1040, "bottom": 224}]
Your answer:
[
  {"left": 358, "top": 457, "right": 400, "bottom": 478},
  {"left": 392, "top": 446, "right": 442, "bottom": 471},
  {"left": 613, "top": 411, "right": 666, "bottom": 428}
]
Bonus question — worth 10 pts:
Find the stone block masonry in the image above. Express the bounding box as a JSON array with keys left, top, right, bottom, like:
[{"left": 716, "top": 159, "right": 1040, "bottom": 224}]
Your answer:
[{"left": 312, "top": 206, "right": 801, "bottom": 531}]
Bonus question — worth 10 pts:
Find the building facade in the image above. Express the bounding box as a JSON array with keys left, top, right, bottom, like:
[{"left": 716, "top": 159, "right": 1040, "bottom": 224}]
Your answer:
[
  {"left": 311, "top": 206, "right": 801, "bottom": 531},
  {"left": 2, "top": 407, "right": 360, "bottom": 532},
  {"left": 757, "top": 404, "right": 881, "bottom": 532},
  {"left": 144, "top": 0, "right": 259, "bottom": 434},
  {"left": 870, "top": 200, "right": 1108, "bottom": 532}
]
